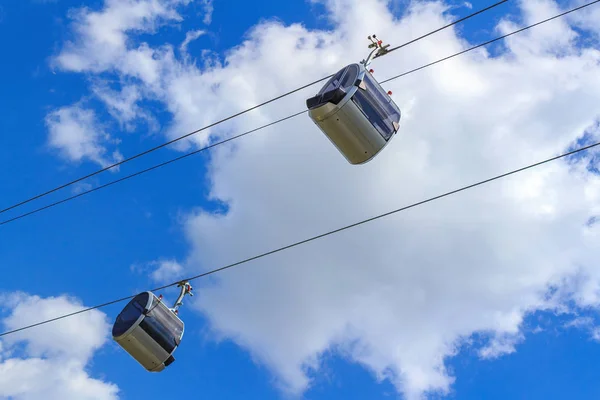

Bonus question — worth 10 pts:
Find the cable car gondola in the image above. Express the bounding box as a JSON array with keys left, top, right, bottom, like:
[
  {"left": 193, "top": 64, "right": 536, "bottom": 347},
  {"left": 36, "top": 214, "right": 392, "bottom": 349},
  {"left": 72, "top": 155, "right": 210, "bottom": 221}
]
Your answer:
[
  {"left": 112, "top": 281, "right": 193, "bottom": 372},
  {"left": 306, "top": 35, "right": 401, "bottom": 165}
]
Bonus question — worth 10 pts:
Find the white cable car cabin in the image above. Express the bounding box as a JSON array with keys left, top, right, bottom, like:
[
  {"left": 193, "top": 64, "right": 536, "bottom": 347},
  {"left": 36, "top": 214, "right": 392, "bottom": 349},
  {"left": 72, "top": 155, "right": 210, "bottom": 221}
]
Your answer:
[
  {"left": 112, "top": 282, "right": 192, "bottom": 372},
  {"left": 306, "top": 36, "right": 401, "bottom": 165}
]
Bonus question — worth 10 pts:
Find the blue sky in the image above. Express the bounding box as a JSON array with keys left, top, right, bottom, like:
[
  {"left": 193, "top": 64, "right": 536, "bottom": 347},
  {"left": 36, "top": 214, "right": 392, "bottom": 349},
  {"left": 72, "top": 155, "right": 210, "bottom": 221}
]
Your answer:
[{"left": 1, "top": 0, "right": 600, "bottom": 399}]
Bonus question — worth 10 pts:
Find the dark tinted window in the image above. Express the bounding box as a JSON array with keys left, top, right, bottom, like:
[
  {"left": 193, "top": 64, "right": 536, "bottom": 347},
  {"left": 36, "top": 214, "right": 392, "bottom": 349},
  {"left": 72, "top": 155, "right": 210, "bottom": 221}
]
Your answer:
[
  {"left": 352, "top": 90, "right": 393, "bottom": 140},
  {"left": 339, "top": 64, "right": 359, "bottom": 90},
  {"left": 352, "top": 74, "right": 400, "bottom": 140},
  {"left": 307, "top": 64, "right": 361, "bottom": 109},
  {"left": 318, "top": 68, "right": 345, "bottom": 95},
  {"left": 148, "top": 300, "right": 184, "bottom": 342},
  {"left": 318, "top": 64, "right": 360, "bottom": 95},
  {"left": 140, "top": 317, "right": 176, "bottom": 354},
  {"left": 112, "top": 292, "right": 149, "bottom": 337},
  {"left": 364, "top": 74, "right": 400, "bottom": 124},
  {"left": 140, "top": 302, "right": 184, "bottom": 354}
]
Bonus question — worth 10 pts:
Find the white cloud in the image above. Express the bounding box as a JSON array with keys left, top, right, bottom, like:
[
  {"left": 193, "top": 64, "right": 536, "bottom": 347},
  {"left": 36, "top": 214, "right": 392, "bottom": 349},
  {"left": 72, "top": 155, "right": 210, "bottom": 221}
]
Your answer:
[
  {"left": 478, "top": 332, "right": 524, "bottom": 359},
  {"left": 591, "top": 327, "right": 600, "bottom": 341},
  {"left": 180, "top": 29, "right": 205, "bottom": 54},
  {"left": 563, "top": 315, "right": 600, "bottom": 343},
  {"left": 0, "top": 293, "right": 118, "bottom": 400},
  {"left": 176, "top": 3, "right": 600, "bottom": 398},
  {"left": 496, "top": 0, "right": 578, "bottom": 56},
  {"left": 1, "top": 293, "right": 109, "bottom": 362},
  {"left": 54, "top": 0, "right": 190, "bottom": 75},
  {"left": 568, "top": 0, "right": 600, "bottom": 38},
  {"left": 0, "top": 359, "right": 118, "bottom": 400},
  {"left": 131, "top": 259, "right": 185, "bottom": 283},
  {"left": 45, "top": 105, "right": 119, "bottom": 168},
  {"left": 50, "top": 0, "right": 211, "bottom": 162},
  {"left": 564, "top": 316, "right": 594, "bottom": 329},
  {"left": 200, "top": 0, "right": 213, "bottom": 25},
  {"left": 92, "top": 83, "right": 158, "bottom": 132},
  {"left": 150, "top": 259, "right": 185, "bottom": 283},
  {"left": 49, "top": 0, "right": 600, "bottom": 399},
  {"left": 71, "top": 181, "right": 94, "bottom": 194}
]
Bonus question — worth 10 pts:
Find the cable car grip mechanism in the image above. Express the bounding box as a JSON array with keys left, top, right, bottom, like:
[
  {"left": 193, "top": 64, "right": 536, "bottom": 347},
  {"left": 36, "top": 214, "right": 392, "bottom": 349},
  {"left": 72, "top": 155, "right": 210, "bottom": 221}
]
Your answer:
[{"left": 362, "top": 34, "right": 390, "bottom": 67}]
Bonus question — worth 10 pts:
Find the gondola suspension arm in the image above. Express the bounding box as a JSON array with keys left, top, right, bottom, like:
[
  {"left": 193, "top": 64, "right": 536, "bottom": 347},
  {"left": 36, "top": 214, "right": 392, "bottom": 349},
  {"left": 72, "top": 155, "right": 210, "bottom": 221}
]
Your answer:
[{"left": 170, "top": 281, "right": 193, "bottom": 315}]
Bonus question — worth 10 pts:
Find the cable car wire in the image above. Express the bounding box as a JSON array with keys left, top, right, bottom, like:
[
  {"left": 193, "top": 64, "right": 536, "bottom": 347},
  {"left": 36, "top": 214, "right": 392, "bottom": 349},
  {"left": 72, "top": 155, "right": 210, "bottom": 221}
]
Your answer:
[
  {"left": 380, "top": 0, "right": 600, "bottom": 84},
  {"left": 0, "top": 1, "right": 509, "bottom": 217},
  {"left": 1, "top": 139, "right": 598, "bottom": 338},
  {"left": 1, "top": 0, "right": 597, "bottom": 227},
  {"left": 372, "top": 0, "right": 509, "bottom": 58},
  {"left": 0, "top": 111, "right": 307, "bottom": 227}
]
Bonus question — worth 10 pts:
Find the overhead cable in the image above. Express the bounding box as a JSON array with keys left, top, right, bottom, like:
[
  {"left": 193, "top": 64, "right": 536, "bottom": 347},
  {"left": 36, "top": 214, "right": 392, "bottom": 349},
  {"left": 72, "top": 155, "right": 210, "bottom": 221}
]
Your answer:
[
  {"left": 380, "top": 0, "right": 600, "bottom": 84},
  {"left": 1, "top": 139, "right": 598, "bottom": 338},
  {"left": 373, "top": 0, "right": 509, "bottom": 58},
  {"left": 1, "top": 0, "right": 598, "bottom": 227},
  {"left": 0, "top": 0, "right": 509, "bottom": 217},
  {"left": 0, "top": 111, "right": 306, "bottom": 226}
]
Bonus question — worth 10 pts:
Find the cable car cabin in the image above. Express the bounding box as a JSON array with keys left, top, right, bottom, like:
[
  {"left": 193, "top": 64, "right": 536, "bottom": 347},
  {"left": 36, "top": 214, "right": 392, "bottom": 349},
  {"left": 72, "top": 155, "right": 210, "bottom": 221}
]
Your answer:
[
  {"left": 112, "top": 291, "right": 184, "bottom": 372},
  {"left": 306, "top": 63, "right": 401, "bottom": 165}
]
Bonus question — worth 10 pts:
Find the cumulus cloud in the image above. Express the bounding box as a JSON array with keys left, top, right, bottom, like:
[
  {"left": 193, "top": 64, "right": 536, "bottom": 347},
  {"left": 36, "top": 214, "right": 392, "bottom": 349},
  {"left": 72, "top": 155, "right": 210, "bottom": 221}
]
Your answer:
[
  {"left": 50, "top": 0, "right": 222, "bottom": 161},
  {"left": 45, "top": 0, "right": 196, "bottom": 167},
  {"left": 131, "top": 259, "right": 186, "bottom": 283},
  {"left": 478, "top": 332, "right": 524, "bottom": 359},
  {"left": 150, "top": 259, "right": 185, "bottom": 283},
  {"left": 92, "top": 83, "right": 158, "bottom": 132},
  {"left": 45, "top": 105, "right": 121, "bottom": 167},
  {"left": 0, "top": 293, "right": 118, "bottom": 399},
  {"left": 53, "top": 0, "right": 190, "bottom": 75},
  {"left": 48, "top": 0, "right": 600, "bottom": 399},
  {"left": 568, "top": 0, "right": 600, "bottom": 37}
]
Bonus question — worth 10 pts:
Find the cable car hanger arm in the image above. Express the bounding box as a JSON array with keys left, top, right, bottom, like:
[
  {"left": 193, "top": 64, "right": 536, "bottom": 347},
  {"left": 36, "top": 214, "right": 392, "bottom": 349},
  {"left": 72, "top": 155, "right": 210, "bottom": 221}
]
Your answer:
[{"left": 170, "top": 281, "right": 193, "bottom": 314}]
